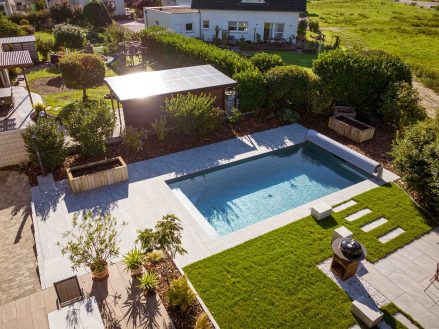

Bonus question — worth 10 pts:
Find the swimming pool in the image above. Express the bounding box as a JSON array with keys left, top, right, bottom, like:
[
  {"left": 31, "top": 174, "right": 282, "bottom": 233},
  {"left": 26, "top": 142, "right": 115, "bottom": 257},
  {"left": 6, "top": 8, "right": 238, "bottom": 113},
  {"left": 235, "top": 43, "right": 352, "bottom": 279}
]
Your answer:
[{"left": 168, "top": 142, "right": 370, "bottom": 236}]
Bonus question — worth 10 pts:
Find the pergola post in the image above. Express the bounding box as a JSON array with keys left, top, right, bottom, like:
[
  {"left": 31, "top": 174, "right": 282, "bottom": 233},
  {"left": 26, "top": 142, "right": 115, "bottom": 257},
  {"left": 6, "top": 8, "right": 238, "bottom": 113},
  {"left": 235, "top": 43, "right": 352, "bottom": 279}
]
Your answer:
[
  {"left": 22, "top": 68, "right": 33, "bottom": 108},
  {"left": 116, "top": 100, "right": 122, "bottom": 134}
]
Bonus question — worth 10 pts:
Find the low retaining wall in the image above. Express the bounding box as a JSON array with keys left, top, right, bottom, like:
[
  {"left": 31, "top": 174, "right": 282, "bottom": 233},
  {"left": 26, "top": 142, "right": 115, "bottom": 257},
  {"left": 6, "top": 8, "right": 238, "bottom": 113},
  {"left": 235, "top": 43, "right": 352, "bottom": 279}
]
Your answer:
[{"left": 0, "top": 129, "right": 28, "bottom": 168}]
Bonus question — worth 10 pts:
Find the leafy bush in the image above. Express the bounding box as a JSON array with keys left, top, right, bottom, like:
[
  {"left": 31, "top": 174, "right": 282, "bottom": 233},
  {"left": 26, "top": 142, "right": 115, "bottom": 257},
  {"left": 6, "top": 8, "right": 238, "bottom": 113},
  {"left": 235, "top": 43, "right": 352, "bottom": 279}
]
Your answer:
[
  {"left": 141, "top": 26, "right": 254, "bottom": 76},
  {"left": 103, "top": 22, "right": 127, "bottom": 53},
  {"left": 195, "top": 313, "right": 213, "bottom": 329},
  {"left": 379, "top": 81, "right": 426, "bottom": 128},
  {"left": 53, "top": 23, "right": 84, "bottom": 50},
  {"left": 151, "top": 116, "right": 170, "bottom": 141},
  {"left": 144, "top": 250, "right": 164, "bottom": 265},
  {"left": 279, "top": 108, "right": 300, "bottom": 123},
  {"left": 59, "top": 53, "right": 105, "bottom": 100},
  {"left": 228, "top": 107, "right": 242, "bottom": 124},
  {"left": 66, "top": 100, "right": 115, "bottom": 156},
  {"left": 313, "top": 49, "right": 412, "bottom": 114},
  {"left": 83, "top": 0, "right": 112, "bottom": 28},
  {"left": 122, "top": 126, "right": 144, "bottom": 153},
  {"left": 137, "top": 271, "right": 159, "bottom": 293},
  {"left": 49, "top": 1, "right": 83, "bottom": 24},
  {"left": 19, "top": 18, "right": 30, "bottom": 26},
  {"left": 163, "top": 93, "right": 223, "bottom": 135},
  {"left": 264, "top": 65, "right": 319, "bottom": 112},
  {"left": 22, "top": 118, "right": 67, "bottom": 171},
  {"left": 168, "top": 276, "right": 196, "bottom": 312},
  {"left": 250, "top": 52, "right": 285, "bottom": 73},
  {"left": 232, "top": 69, "right": 265, "bottom": 112},
  {"left": 308, "top": 20, "right": 320, "bottom": 33},
  {"left": 0, "top": 15, "right": 25, "bottom": 37},
  {"left": 8, "top": 11, "right": 49, "bottom": 30},
  {"left": 391, "top": 118, "right": 439, "bottom": 211},
  {"left": 36, "top": 35, "right": 54, "bottom": 61},
  {"left": 297, "top": 19, "right": 308, "bottom": 38}
]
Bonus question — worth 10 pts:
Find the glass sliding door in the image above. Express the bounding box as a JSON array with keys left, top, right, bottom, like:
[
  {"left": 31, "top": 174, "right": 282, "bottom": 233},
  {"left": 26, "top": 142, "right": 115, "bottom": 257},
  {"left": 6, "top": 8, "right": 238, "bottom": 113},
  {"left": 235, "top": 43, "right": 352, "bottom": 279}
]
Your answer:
[{"left": 264, "top": 23, "right": 273, "bottom": 40}]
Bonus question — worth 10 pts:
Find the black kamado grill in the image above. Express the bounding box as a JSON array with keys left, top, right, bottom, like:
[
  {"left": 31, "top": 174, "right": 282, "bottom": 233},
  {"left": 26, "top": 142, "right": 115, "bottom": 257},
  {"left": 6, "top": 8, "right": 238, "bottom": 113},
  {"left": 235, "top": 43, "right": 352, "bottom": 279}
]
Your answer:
[{"left": 330, "top": 238, "right": 367, "bottom": 280}]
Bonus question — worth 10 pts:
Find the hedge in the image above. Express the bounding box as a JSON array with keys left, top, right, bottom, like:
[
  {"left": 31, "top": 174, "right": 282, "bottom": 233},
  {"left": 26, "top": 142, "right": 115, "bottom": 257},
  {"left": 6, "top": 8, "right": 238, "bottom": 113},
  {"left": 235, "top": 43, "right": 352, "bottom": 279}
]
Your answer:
[
  {"left": 7, "top": 10, "right": 50, "bottom": 30},
  {"left": 233, "top": 69, "right": 265, "bottom": 112},
  {"left": 140, "top": 26, "right": 254, "bottom": 76},
  {"left": 250, "top": 52, "right": 285, "bottom": 73},
  {"left": 0, "top": 15, "right": 26, "bottom": 38},
  {"left": 313, "top": 49, "right": 412, "bottom": 113}
]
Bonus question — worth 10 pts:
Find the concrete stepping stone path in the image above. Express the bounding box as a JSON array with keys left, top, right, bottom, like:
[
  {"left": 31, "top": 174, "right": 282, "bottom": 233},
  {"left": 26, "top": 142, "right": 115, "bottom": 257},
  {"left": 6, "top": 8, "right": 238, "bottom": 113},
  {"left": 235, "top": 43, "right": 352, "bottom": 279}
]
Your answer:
[
  {"left": 361, "top": 217, "right": 388, "bottom": 232},
  {"left": 333, "top": 200, "right": 358, "bottom": 213},
  {"left": 345, "top": 208, "right": 372, "bottom": 222},
  {"left": 378, "top": 227, "right": 405, "bottom": 244}
]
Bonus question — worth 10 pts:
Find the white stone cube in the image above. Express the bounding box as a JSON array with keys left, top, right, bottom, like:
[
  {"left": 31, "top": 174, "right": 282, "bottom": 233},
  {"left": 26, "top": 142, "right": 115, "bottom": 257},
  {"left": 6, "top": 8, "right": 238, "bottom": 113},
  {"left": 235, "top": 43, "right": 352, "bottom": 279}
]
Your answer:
[
  {"left": 333, "top": 226, "right": 353, "bottom": 241},
  {"left": 311, "top": 203, "right": 332, "bottom": 220},
  {"left": 351, "top": 299, "right": 383, "bottom": 328}
]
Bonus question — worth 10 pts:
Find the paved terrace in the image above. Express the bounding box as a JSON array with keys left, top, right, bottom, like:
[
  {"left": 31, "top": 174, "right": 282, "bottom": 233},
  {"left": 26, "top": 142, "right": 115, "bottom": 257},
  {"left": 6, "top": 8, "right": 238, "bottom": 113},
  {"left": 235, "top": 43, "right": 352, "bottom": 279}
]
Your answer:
[{"left": 31, "top": 124, "right": 398, "bottom": 290}]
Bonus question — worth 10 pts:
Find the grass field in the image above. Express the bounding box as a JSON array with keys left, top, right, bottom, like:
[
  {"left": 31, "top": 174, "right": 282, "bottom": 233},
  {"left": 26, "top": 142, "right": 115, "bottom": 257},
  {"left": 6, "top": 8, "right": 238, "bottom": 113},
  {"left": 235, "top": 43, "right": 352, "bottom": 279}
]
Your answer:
[
  {"left": 267, "top": 51, "right": 317, "bottom": 68},
  {"left": 307, "top": 0, "right": 439, "bottom": 91},
  {"left": 184, "top": 183, "right": 434, "bottom": 328}
]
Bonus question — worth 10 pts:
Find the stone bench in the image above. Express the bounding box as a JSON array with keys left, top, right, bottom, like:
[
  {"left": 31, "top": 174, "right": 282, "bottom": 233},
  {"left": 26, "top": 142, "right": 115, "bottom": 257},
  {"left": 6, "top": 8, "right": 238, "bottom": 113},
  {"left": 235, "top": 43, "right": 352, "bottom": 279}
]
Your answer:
[
  {"left": 351, "top": 299, "right": 383, "bottom": 328},
  {"left": 333, "top": 226, "right": 353, "bottom": 241},
  {"left": 311, "top": 203, "right": 332, "bottom": 220}
]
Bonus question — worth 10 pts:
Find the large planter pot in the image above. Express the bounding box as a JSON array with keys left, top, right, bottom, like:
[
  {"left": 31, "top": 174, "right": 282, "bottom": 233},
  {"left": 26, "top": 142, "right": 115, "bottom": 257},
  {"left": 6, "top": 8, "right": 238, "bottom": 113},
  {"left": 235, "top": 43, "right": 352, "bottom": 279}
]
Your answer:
[
  {"left": 328, "top": 115, "right": 375, "bottom": 143},
  {"left": 91, "top": 264, "right": 109, "bottom": 281},
  {"left": 67, "top": 156, "right": 128, "bottom": 193}
]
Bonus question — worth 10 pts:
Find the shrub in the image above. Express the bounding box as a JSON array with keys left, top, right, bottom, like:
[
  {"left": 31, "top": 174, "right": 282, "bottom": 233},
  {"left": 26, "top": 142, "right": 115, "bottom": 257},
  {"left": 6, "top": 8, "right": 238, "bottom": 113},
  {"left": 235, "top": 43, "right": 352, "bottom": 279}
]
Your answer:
[
  {"left": 59, "top": 53, "right": 105, "bottom": 100},
  {"left": 19, "top": 18, "right": 30, "bottom": 26},
  {"left": 66, "top": 100, "right": 116, "bottom": 156},
  {"left": 249, "top": 52, "right": 285, "bottom": 73},
  {"left": 137, "top": 271, "right": 159, "bottom": 294},
  {"left": 22, "top": 118, "right": 67, "bottom": 171},
  {"left": 264, "top": 65, "right": 319, "bottom": 112},
  {"left": 122, "top": 247, "right": 143, "bottom": 271},
  {"left": 163, "top": 93, "right": 223, "bottom": 135},
  {"left": 49, "top": 1, "right": 83, "bottom": 24},
  {"left": 168, "top": 276, "right": 196, "bottom": 312},
  {"left": 151, "top": 116, "right": 170, "bottom": 141},
  {"left": 53, "top": 23, "right": 84, "bottom": 50},
  {"left": 122, "top": 126, "right": 144, "bottom": 153},
  {"left": 103, "top": 22, "right": 127, "bottom": 53},
  {"left": 228, "top": 107, "right": 242, "bottom": 124},
  {"left": 8, "top": 10, "right": 50, "bottom": 30},
  {"left": 0, "top": 15, "right": 25, "bottom": 37},
  {"left": 297, "top": 19, "right": 307, "bottom": 38},
  {"left": 279, "top": 108, "right": 300, "bottom": 123},
  {"left": 391, "top": 118, "right": 439, "bottom": 211},
  {"left": 232, "top": 69, "right": 265, "bottom": 112},
  {"left": 313, "top": 49, "right": 412, "bottom": 114},
  {"left": 379, "top": 81, "right": 426, "bottom": 128},
  {"left": 308, "top": 20, "right": 320, "bottom": 33},
  {"left": 195, "top": 313, "right": 213, "bottom": 329},
  {"left": 141, "top": 26, "right": 254, "bottom": 76},
  {"left": 144, "top": 250, "right": 164, "bottom": 265},
  {"left": 36, "top": 35, "right": 54, "bottom": 61},
  {"left": 83, "top": 0, "right": 112, "bottom": 28}
]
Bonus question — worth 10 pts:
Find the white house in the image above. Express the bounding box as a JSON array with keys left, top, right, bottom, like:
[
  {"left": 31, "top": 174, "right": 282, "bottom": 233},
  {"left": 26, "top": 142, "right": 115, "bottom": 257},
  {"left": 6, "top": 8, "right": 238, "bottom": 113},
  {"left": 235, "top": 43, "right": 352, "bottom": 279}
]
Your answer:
[
  {"left": 0, "top": 0, "right": 17, "bottom": 15},
  {"left": 144, "top": 0, "right": 306, "bottom": 42}
]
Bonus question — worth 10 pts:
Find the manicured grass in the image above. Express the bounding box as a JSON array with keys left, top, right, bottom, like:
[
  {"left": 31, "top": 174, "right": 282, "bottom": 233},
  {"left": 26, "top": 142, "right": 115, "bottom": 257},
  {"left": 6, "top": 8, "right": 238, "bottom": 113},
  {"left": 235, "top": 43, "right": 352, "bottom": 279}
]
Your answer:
[
  {"left": 381, "top": 303, "right": 424, "bottom": 329},
  {"left": 307, "top": 0, "right": 439, "bottom": 91},
  {"left": 267, "top": 51, "right": 318, "bottom": 68},
  {"left": 184, "top": 183, "right": 435, "bottom": 329},
  {"left": 27, "top": 67, "right": 59, "bottom": 82}
]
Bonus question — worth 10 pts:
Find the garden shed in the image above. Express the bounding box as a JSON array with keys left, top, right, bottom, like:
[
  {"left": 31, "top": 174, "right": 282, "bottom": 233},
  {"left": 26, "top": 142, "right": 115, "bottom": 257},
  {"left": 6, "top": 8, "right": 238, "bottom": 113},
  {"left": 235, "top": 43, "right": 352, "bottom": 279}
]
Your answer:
[
  {"left": 104, "top": 64, "right": 236, "bottom": 128},
  {"left": 0, "top": 35, "right": 38, "bottom": 63}
]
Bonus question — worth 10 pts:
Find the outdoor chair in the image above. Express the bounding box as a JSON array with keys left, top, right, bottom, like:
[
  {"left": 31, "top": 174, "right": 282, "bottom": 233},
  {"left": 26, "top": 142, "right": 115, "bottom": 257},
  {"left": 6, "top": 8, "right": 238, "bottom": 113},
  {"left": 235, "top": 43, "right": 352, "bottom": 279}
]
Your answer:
[
  {"left": 53, "top": 275, "right": 84, "bottom": 308},
  {"left": 424, "top": 262, "right": 439, "bottom": 292}
]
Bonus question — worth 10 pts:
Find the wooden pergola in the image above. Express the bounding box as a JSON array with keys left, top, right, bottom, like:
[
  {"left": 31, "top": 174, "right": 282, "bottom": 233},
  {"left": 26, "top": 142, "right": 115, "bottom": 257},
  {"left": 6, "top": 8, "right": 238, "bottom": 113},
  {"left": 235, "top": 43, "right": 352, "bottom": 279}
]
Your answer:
[{"left": 0, "top": 50, "right": 34, "bottom": 106}]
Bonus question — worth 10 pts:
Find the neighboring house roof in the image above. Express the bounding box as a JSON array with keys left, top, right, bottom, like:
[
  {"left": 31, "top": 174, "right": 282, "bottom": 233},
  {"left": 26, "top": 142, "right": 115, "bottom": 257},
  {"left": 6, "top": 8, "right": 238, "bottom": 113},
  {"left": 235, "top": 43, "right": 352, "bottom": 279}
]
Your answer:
[
  {"left": 191, "top": 0, "right": 306, "bottom": 12},
  {"left": 0, "top": 50, "right": 33, "bottom": 69},
  {"left": 0, "top": 35, "right": 36, "bottom": 45}
]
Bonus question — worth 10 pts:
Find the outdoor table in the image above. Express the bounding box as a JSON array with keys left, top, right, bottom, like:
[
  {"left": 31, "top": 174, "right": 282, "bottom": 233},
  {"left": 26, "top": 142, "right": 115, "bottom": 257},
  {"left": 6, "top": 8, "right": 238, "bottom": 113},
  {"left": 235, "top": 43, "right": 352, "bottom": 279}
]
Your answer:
[
  {"left": 48, "top": 296, "right": 104, "bottom": 329},
  {"left": 0, "top": 87, "right": 12, "bottom": 111}
]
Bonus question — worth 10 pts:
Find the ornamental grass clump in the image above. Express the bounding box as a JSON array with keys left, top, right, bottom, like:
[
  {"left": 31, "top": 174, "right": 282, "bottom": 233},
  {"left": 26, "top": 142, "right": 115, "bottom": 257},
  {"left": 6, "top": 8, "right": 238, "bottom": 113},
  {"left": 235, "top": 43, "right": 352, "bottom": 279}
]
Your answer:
[
  {"left": 137, "top": 271, "right": 159, "bottom": 295},
  {"left": 168, "top": 276, "right": 196, "bottom": 312}
]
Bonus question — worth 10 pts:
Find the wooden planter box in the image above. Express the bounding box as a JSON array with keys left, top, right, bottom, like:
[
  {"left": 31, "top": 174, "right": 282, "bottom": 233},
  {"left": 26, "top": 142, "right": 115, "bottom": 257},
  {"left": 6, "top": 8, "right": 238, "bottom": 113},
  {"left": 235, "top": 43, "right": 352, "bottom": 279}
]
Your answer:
[
  {"left": 328, "top": 115, "right": 375, "bottom": 143},
  {"left": 67, "top": 156, "right": 128, "bottom": 193}
]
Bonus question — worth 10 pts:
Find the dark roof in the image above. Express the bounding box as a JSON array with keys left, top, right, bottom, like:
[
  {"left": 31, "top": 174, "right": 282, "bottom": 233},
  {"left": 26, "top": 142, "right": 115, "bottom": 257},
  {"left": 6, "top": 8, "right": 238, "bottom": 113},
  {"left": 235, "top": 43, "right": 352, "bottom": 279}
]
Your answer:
[
  {"left": 191, "top": 0, "right": 306, "bottom": 12},
  {"left": 0, "top": 51, "right": 33, "bottom": 69},
  {"left": 0, "top": 35, "right": 36, "bottom": 45}
]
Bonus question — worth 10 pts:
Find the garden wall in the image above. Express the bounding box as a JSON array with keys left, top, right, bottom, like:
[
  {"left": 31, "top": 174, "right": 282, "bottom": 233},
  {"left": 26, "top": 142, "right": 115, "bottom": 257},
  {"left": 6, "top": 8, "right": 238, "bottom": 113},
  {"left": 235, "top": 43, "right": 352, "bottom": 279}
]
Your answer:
[{"left": 0, "top": 129, "right": 28, "bottom": 168}]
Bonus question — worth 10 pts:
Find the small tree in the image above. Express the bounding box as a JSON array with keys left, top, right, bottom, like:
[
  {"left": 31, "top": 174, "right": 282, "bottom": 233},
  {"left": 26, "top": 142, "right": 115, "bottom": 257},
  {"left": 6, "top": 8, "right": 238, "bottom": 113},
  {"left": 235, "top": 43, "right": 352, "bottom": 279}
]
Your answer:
[
  {"left": 58, "top": 211, "right": 126, "bottom": 274},
  {"left": 22, "top": 118, "right": 67, "bottom": 171},
  {"left": 136, "top": 214, "right": 187, "bottom": 258},
  {"left": 66, "top": 100, "right": 115, "bottom": 156},
  {"left": 53, "top": 23, "right": 84, "bottom": 50},
  {"left": 249, "top": 52, "right": 285, "bottom": 73},
  {"left": 59, "top": 53, "right": 105, "bottom": 100},
  {"left": 83, "top": 0, "right": 112, "bottom": 28},
  {"left": 297, "top": 19, "right": 308, "bottom": 39}
]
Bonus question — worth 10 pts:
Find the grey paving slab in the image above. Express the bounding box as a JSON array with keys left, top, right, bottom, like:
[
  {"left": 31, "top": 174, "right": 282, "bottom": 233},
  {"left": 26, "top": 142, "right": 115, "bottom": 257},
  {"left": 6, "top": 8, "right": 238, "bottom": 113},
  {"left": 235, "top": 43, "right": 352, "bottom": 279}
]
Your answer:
[
  {"left": 394, "top": 312, "right": 419, "bottom": 329},
  {"left": 378, "top": 227, "right": 405, "bottom": 244},
  {"left": 345, "top": 208, "right": 372, "bottom": 222},
  {"left": 333, "top": 200, "right": 357, "bottom": 213},
  {"left": 361, "top": 217, "right": 388, "bottom": 232}
]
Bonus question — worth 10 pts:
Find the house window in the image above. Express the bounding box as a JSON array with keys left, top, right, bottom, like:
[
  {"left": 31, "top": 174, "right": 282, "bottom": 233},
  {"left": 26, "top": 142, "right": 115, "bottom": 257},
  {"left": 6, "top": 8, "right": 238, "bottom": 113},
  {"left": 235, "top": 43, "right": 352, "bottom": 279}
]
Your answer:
[
  {"left": 264, "top": 22, "right": 285, "bottom": 39},
  {"left": 202, "top": 20, "right": 209, "bottom": 29},
  {"left": 185, "top": 23, "right": 193, "bottom": 31},
  {"left": 228, "top": 21, "right": 248, "bottom": 32},
  {"left": 274, "top": 23, "right": 285, "bottom": 38},
  {"left": 155, "top": 20, "right": 159, "bottom": 25}
]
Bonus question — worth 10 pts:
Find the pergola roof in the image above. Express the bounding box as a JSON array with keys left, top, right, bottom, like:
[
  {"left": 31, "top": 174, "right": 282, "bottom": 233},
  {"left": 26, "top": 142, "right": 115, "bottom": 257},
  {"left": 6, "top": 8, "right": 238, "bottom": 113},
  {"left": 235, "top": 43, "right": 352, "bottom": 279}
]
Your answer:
[
  {"left": 105, "top": 65, "right": 236, "bottom": 102},
  {"left": 0, "top": 50, "right": 33, "bottom": 69},
  {"left": 0, "top": 35, "right": 36, "bottom": 45}
]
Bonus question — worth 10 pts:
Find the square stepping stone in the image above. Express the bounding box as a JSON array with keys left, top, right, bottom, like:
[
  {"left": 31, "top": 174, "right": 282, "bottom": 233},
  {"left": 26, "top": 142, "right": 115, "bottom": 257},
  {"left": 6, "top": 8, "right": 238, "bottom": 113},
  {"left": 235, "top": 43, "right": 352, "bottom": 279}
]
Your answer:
[
  {"left": 311, "top": 203, "right": 332, "bottom": 220},
  {"left": 378, "top": 227, "right": 405, "bottom": 244},
  {"left": 345, "top": 208, "right": 372, "bottom": 222},
  {"left": 333, "top": 200, "right": 357, "bottom": 213},
  {"left": 361, "top": 217, "right": 388, "bottom": 232},
  {"left": 333, "top": 226, "right": 353, "bottom": 241}
]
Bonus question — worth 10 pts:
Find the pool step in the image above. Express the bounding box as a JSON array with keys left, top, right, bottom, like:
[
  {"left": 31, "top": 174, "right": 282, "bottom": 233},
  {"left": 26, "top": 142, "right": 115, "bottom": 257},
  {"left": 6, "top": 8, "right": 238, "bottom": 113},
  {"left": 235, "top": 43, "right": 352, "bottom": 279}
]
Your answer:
[
  {"left": 361, "top": 217, "right": 388, "bottom": 232},
  {"left": 333, "top": 200, "right": 357, "bottom": 213},
  {"left": 345, "top": 208, "right": 372, "bottom": 222},
  {"left": 378, "top": 227, "right": 405, "bottom": 244}
]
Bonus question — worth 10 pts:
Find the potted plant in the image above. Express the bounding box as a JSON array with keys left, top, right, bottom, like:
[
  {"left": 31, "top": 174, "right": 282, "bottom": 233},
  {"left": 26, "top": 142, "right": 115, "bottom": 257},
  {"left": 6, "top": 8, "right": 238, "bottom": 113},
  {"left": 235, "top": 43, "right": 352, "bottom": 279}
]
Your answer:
[
  {"left": 58, "top": 211, "right": 126, "bottom": 281},
  {"left": 143, "top": 250, "right": 164, "bottom": 271},
  {"left": 123, "top": 247, "right": 143, "bottom": 276},
  {"left": 137, "top": 271, "right": 158, "bottom": 295}
]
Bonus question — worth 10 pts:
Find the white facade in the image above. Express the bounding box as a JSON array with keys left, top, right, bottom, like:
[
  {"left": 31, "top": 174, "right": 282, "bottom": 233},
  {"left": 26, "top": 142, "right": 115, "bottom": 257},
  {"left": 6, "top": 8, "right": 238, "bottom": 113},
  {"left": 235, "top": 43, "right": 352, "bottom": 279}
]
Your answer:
[
  {"left": 144, "top": 6, "right": 299, "bottom": 42},
  {"left": 0, "top": 0, "right": 17, "bottom": 15}
]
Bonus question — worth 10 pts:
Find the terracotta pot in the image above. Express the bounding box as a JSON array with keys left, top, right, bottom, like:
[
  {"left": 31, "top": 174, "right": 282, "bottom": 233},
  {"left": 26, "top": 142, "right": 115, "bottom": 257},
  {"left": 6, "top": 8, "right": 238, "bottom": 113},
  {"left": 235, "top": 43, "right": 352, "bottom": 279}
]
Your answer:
[
  {"left": 131, "top": 266, "right": 143, "bottom": 277},
  {"left": 91, "top": 264, "right": 109, "bottom": 281}
]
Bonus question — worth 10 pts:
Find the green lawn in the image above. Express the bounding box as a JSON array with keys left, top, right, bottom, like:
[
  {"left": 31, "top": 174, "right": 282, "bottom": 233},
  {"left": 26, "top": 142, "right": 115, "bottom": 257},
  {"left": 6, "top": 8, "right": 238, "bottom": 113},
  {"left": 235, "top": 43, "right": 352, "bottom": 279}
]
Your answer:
[
  {"left": 307, "top": 0, "right": 439, "bottom": 91},
  {"left": 184, "top": 183, "right": 435, "bottom": 328},
  {"left": 267, "top": 51, "right": 318, "bottom": 68}
]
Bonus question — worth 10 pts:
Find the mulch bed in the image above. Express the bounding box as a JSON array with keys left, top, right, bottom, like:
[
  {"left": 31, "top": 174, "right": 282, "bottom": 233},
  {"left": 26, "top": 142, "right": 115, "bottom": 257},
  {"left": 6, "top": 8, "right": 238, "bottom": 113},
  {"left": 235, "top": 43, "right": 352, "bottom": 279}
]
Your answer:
[
  {"left": 154, "top": 254, "right": 210, "bottom": 329},
  {"left": 29, "top": 76, "right": 72, "bottom": 95}
]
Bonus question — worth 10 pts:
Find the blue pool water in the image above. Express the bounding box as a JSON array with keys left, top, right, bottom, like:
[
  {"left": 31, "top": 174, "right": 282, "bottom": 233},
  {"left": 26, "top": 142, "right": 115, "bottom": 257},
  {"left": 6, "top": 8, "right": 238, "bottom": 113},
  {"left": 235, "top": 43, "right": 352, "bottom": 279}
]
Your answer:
[{"left": 168, "top": 142, "right": 370, "bottom": 236}]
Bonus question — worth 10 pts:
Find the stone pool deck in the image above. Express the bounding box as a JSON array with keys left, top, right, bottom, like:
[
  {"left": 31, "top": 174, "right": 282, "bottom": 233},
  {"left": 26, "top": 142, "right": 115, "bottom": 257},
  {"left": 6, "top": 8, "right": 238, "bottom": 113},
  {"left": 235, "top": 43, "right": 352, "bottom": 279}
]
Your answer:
[{"left": 31, "top": 124, "right": 398, "bottom": 289}]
